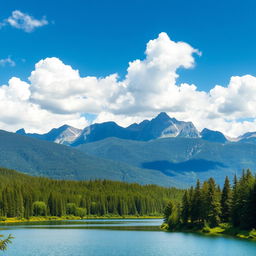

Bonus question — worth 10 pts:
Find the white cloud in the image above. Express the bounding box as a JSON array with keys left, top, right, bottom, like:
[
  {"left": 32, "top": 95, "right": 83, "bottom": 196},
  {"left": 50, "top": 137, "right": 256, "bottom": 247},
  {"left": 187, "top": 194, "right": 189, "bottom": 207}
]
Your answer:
[
  {"left": 210, "top": 75, "right": 256, "bottom": 119},
  {"left": 27, "top": 33, "right": 201, "bottom": 117},
  {"left": 1, "top": 32, "right": 256, "bottom": 137},
  {"left": 0, "top": 77, "right": 89, "bottom": 133},
  {"left": 1, "top": 10, "right": 48, "bottom": 32},
  {"left": 28, "top": 57, "right": 121, "bottom": 114},
  {"left": 0, "top": 57, "right": 16, "bottom": 67}
]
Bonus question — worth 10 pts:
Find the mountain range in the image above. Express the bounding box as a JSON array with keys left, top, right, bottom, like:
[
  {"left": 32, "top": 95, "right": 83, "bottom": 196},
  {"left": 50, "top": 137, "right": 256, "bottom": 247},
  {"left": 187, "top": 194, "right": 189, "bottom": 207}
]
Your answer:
[
  {"left": 16, "top": 124, "right": 82, "bottom": 145},
  {"left": 18, "top": 112, "right": 256, "bottom": 145},
  {"left": 16, "top": 112, "right": 217, "bottom": 145},
  {"left": 0, "top": 112, "right": 253, "bottom": 187},
  {"left": 0, "top": 129, "right": 181, "bottom": 187}
]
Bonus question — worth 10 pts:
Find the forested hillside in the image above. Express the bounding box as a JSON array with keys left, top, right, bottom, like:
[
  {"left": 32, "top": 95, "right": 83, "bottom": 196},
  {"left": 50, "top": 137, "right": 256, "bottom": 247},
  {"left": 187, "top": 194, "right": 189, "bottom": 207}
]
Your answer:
[
  {"left": 0, "top": 168, "right": 183, "bottom": 218},
  {"left": 0, "top": 130, "right": 181, "bottom": 187}
]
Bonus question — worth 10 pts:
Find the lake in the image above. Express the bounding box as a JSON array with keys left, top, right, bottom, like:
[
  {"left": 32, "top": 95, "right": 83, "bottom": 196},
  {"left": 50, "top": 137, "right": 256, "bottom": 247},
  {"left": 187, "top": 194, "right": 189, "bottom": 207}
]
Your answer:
[{"left": 1, "top": 219, "right": 256, "bottom": 256}]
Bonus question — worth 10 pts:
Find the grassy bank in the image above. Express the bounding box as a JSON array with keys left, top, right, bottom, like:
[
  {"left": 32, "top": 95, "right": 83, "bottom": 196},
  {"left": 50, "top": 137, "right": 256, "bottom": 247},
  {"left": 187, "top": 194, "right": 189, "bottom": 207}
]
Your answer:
[
  {"left": 0, "top": 215, "right": 163, "bottom": 224},
  {"left": 201, "top": 224, "right": 256, "bottom": 241},
  {"left": 161, "top": 223, "right": 256, "bottom": 241}
]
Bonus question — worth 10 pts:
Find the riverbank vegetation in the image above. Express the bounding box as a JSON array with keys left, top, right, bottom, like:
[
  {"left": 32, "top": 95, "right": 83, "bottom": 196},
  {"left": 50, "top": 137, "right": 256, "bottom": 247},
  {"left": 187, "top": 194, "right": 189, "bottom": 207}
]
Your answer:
[
  {"left": 162, "top": 169, "right": 256, "bottom": 240},
  {"left": 0, "top": 215, "right": 163, "bottom": 225},
  {"left": 0, "top": 167, "right": 183, "bottom": 220}
]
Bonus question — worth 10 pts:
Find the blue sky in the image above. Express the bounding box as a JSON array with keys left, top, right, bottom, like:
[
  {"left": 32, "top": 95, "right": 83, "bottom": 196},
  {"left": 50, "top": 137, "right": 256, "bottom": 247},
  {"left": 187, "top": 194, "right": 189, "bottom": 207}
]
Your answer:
[
  {"left": 1, "top": 0, "right": 256, "bottom": 137},
  {"left": 1, "top": 0, "right": 256, "bottom": 90}
]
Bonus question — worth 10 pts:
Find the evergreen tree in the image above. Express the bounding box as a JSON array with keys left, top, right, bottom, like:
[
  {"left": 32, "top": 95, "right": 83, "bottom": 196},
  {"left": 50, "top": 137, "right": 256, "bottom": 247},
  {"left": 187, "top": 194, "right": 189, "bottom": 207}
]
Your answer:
[
  {"left": 201, "top": 181, "right": 209, "bottom": 221},
  {"left": 221, "top": 176, "right": 232, "bottom": 222},
  {"left": 237, "top": 170, "right": 254, "bottom": 228},
  {"left": 181, "top": 191, "right": 189, "bottom": 224},
  {"left": 247, "top": 181, "right": 256, "bottom": 229},
  {"left": 163, "top": 201, "right": 174, "bottom": 224},
  {"left": 173, "top": 171, "right": 256, "bottom": 231},
  {"left": 168, "top": 203, "right": 181, "bottom": 228},
  {"left": 32, "top": 201, "right": 47, "bottom": 216},
  {"left": 191, "top": 180, "right": 202, "bottom": 223},
  {"left": 66, "top": 203, "right": 77, "bottom": 215},
  {"left": 207, "top": 178, "right": 221, "bottom": 227},
  {"left": 231, "top": 174, "right": 240, "bottom": 227},
  {"left": 0, "top": 168, "right": 184, "bottom": 219},
  {"left": 1, "top": 166, "right": 255, "bottom": 230},
  {"left": 163, "top": 201, "right": 180, "bottom": 228},
  {"left": 24, "top": 194, "right": 33, "bottom": 218}
]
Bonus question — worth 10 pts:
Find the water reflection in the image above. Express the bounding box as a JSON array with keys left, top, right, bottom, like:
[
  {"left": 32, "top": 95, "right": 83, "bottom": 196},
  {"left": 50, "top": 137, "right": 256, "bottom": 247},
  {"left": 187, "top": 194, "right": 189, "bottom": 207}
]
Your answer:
[{"left": 0, "top": 219, "right": 255, "bottom": 256}]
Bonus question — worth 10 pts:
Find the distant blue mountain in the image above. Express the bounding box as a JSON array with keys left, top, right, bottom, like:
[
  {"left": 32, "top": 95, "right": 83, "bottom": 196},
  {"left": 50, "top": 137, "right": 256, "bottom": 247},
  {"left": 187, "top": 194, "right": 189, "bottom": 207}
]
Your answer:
[
  {"left": 19, "top": 113, "right": 256, "bottom": 147},
  {"left": 238, "top": 132, "right": 256, "bottom": 144},
  {"left": 7, "top": 112, "right": 256, "bottom": 187},
  {"left": 17, "top": 112, "right": 201, "bottom": 146},
  {"left": 17, "top": 125, "right": 82, "bottom": 145},
  {"left": 71, "top": 112, "right": 200, "bottom": 146},
  {"left": 127, "top": 112, "right": 200, "bottom": 141},
  {"left": 71, "top": 121, "right": 136, "bottom": 146},
  {"left": 77, "top": 136, "right": 256, "bottom": 185},
  {"left": 200, "top": 128, "right": 227, "bottom": 143},
  {"left": 0, "top": 129, "right": 181, "bottom": 187}
]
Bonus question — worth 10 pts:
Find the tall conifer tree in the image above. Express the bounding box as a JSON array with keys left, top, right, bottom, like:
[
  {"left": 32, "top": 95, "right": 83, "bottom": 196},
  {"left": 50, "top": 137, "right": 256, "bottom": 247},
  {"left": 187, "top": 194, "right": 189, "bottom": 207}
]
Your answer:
[
  {"left": 221, "top": 176, "right": 232, "bottom": 222},
  {"left": 207, "top": 178, "right": 221, "bottom": 227}
]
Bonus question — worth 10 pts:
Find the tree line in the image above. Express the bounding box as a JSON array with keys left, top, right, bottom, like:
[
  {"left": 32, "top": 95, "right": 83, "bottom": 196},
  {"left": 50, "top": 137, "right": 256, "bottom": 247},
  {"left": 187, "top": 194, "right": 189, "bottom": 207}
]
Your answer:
[
  {"left": 0, "top": 167, "right": 183, "bottom": 218},
  {"left": 164, "top": 169, "right": 256, "bottom": 230}
]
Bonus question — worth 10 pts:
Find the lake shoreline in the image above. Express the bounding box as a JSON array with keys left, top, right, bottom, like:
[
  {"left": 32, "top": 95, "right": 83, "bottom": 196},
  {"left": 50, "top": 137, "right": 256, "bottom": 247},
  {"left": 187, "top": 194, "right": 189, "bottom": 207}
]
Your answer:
[
  {"left": 2, "top": 218, "right": 256, "bottom": 255},
  {"left": 2, "top": 217, "right": 255, "bottom": 242},
  {"left": 0, "top": 215, "right": 163, "bottom": 224},
  {"left": 161, "top": 223, "right": 256, "bottom": 241}
]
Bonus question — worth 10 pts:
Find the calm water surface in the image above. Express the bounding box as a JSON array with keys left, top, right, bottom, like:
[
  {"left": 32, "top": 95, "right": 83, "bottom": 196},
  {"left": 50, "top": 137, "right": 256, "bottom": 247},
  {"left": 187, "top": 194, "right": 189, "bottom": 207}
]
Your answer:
[{"left": 1, "top": 219, "right": 256, "bottom": 256}]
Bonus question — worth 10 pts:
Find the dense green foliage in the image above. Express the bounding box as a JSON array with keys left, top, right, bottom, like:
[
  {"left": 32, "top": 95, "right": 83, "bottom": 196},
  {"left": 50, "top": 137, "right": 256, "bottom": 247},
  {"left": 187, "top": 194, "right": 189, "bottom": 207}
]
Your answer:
[
  {"left": 0, "top": 168, "right": 183, "bottom": 218},
  {"left": 0, "top": 130, "right": 179, "bottom": 187},
  {"left": 164, "top": 170, "right": 256, "bottom": 230}
]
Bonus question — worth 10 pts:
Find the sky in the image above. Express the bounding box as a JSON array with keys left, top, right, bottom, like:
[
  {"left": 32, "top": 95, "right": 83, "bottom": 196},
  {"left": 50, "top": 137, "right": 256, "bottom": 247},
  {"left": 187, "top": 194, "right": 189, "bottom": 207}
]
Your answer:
[{"left": 1, "top": 0, "right": 256, "bottom": 137}]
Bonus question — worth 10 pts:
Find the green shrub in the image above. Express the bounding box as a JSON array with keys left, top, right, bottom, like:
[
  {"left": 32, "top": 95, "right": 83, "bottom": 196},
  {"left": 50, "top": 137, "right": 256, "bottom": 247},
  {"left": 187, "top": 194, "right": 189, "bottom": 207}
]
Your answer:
[
  {"left": 202, "top": 221, "right": 210, "bottom": 233},
  {"left": 66, "top": 203, "right": 77, "bottom": 215},
  {"left": 75, "top": 208, "right": 87, "bottom": 218},
  {"left": 249, "top": 229, "right": 256, "bottom": 239},
  {"left": 32, "top": 201, "right": 47, "bottom": 216}
]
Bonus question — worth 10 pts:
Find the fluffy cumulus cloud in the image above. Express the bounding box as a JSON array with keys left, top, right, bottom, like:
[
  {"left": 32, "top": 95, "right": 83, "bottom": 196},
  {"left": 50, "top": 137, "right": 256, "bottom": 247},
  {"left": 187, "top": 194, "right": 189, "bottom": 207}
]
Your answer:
[
  {"left": 0, "top": 77, "right": 89, "bottom": 133},
  {"left": 0, "top": 10, "right": 48, "bottom": 32},
  {"left": 1, "top": 32, "right": 256, "bottom": 137}
]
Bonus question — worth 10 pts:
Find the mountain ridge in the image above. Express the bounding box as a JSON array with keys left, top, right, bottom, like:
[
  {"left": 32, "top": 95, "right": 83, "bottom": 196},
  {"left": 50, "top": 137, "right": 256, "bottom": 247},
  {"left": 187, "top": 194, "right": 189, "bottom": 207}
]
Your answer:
[
  {"left": 0, "top": 129, "right": 181, "bottom": 187},
  {"left": 9, "top": 112, "right": 256, "bottom": 187},
  {"left": 17, "top": 112, "right": 202, "bottom": 146},
  {"left": 76, "top": 136, "right": 256, "bottom": 185},
  {"left": 17, "top": 124, "right": 82, "bottom": 145},
  {"left": 19, "top": 112, "right": 254, "bottom": 146}
]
